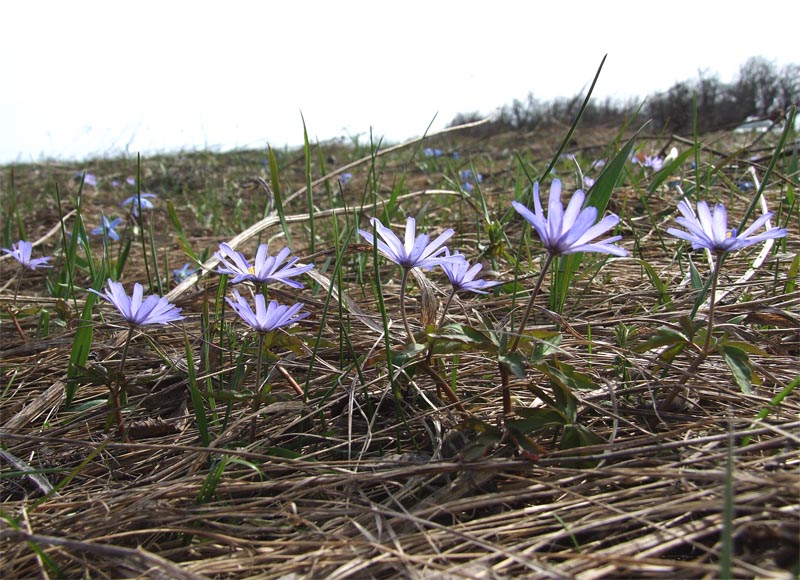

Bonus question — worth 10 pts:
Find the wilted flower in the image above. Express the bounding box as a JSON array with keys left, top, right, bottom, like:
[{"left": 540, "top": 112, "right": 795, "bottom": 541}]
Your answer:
[
  {"left": 121, "top": 193, "right": 157, "bottom": 217},
  {"left": 226, "top": 291, "right": 309, "bottom": 334},
  {"left": 91, "top": 279, "right": 183, "bottom": 326},
  {"left": 666, "top": 199, "right": 787, "bottom": 255},
  {"left": 91, "top": 215, "right": 123, "bottom": 241},
  {"left": 632, "top": 154, "right": 663, "bottom": 172},
  {"left": 644, "top": 155, "right": 663, "bottom": 171},
  {"left": 2, "top": 240, "right": 51, "bottom": 270},
  {"left": 358, "top": 216, "right": 456, "bottom": 270},
  {"left": 512, "top": 180, "right": 627, "bottom": 257},
  {"left": 438, "top": 249, "right": 499, "bottom": 294},
  {"left": 215, "top": 243, "right": 313, "bottom": 288},
  {"left": 172, "top": 263, "right": 195, "bottom": 283}
]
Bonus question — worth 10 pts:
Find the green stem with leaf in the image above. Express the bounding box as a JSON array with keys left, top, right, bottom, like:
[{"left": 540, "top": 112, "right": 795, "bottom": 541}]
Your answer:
[{"left": 660, "top": 254, "right": 724, "bottom": 411}]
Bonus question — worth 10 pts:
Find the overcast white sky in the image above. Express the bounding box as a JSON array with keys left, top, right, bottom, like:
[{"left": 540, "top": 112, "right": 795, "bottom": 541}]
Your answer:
[{"left": 1, "top": 1, "right": 796, "bottom": 164}]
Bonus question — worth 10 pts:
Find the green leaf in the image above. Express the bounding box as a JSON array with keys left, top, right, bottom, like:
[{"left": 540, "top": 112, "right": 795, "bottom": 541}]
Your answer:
[
  {"left": 65, "top": 272, "right": 104, "bottom": 407},
  {"left": 499, "top": 351, "right": 527, "bottom": 378},
  {"left": 741, "top": 374, "right": 799, "bottom": 446},
  {"left": 508, "top": 408, "right": 568, "bottom": 431},
  {"left": 561, "top": 424, "right": 605, "bottom": 450},
  {"left": 525, "top": 382, "right": 559, "bottom": 410},
  {"left": 528, "top": 330, "right": 562, "bottom": 363},
  {"left": 716, "top": 339, "right": 768, "bottom": 357},
  {"left": 784, "top": 252, "right": 800, "bottom": 295},
  {"left": 586, "top": 126, "right": 643, "bottom": 214},
  {"left": 430, "top": 323, "right": 495, "bottom": 349},
  {"left": 689, "top": 259, "right": 704, "bottom": 290},
  {"left": 635, "top": 326, "right": 690, "bottom": 353},
  {"left": 720, "top": 344, "right": 755, "bottom": 394},
  {"left": 539, "top": 359, "right": 596, "bottom": 391},
  {"left": 389, "top": 342, "right": 427, "bottom": 367},
  {"left": 184, "top": 330, "right": 210, "bottom": 446}
]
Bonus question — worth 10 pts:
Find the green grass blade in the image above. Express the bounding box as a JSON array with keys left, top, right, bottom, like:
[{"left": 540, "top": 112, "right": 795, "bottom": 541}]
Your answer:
[
  {"left": 184, "top": 329, "right": 211, "bottom": 447},
  {"left": 65, "top": 266, "right": 105, "bottom": 407},
  {"left": 301, "top": 113, "right": 316, "bottom": 254},
  {"left": 268, "top": 145, "right": 291, "bottom": 245},
  {"left": 738, "top": 105, "right": 795, "bottom": 229}
]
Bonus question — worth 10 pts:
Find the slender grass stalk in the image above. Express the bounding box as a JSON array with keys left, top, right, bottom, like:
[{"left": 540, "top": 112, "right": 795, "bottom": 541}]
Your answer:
[
  {"left": 719, "top": 420, "right": 735, "bottom": 579},
  {"left": 302, "top": 114, "right": 316, "bottom": 254}
]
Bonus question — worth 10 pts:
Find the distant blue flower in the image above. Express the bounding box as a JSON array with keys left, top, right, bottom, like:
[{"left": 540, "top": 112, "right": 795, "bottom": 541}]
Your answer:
[
  {"left": 226, "top": 291, "right": 309, "bottom": 334},
  {"left": 215, "top": 242, "right": 313, "bottom": 288},
  {"left": 461, "top": 181, "right": 474, "bottom": 193},
  {"left": 121, "top": 193, "right": 157, "bottom": 217},
  {"left": 438, "top": 249, "right": 500, "bottom": 294},
  {"left": 358, "top": 216, "right": 457, "bottom": 270},
  {"left": 2, "top": 240, "right": 51, "bottom": 270},
  {"left": 459, "top": 169, "right": 483, "bottom": 183},
  {"left": 84, "top": 173, "right": 97, "bottom": 187},
  {"left": 91, "top": 279, "right": 183, "bottom": 326},
  {"left": 92, "top": 215, "right": 123, "bottom": 241},
  {"left": 339, "top": 172, "right": 353, "bottom": 185},
  {"left": 736, "top": 181, "right": 754, "bottom": 192},
  {"left": 172, "top": 263, "right": 195, "bottom": 283},
  {"left": 424, "top": 148, "right": 443, "bottom": 158},
  {"left": 583, "top": 176, "right": 595, "bottom": 188},
  {"left": 126, "top": 177, "right": 136, "bottom": 186},
  {"left": 591, "top": 159, "right": 606, "bottom": 170},
  {"left": 111, "top": 180, "right": 121, "bottom": 188},
  {"left": 666, "top": 199, "right": 787, "bottom": 255},
  {"left": 512, "top": 180, "right": 627, "bottom": 257},
  {"left": 452, "top": 152, "right": 460, "bottom": 159}
]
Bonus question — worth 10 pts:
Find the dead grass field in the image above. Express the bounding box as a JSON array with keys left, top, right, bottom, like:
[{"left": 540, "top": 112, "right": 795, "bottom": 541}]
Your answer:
[{"left": 1, "top": 124, "right": 798, "bottom": 579}]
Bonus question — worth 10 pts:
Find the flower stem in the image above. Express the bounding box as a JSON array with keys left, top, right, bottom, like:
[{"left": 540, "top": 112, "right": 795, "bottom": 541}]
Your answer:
[
  {"left": 437, "top": 289, "right": 457, "bottom": 330},
  {"left": 660, "top": 255, "right": 723, "bottom": 412},
  {"left": 701, "top": 255, "right": 723, "bottom": 355},
  {"left": 112, "top": 325, "right": 135, "bottom": 439},
  {"left": 251, "top": 332, "right": 265, "bottom": 441},
  {"left": 13, "top": 272, "right": 23, "bottom": 306},
  {"left": 509, "top": 253, "right": 554, "bottom": 354},
  {"left": 499, "top": 362, "right": 511, "bottom": 416},
  {"left": 10, "top": 273, "right": 28, "bottom": 341},
  {"left": 399, "top": 268, "right": 415, "bottom": 344}
]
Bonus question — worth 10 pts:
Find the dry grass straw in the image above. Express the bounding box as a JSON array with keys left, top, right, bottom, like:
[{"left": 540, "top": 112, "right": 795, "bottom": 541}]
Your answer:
[{"left": 2, "top": 125, "right": 798, "bottom": 579}]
